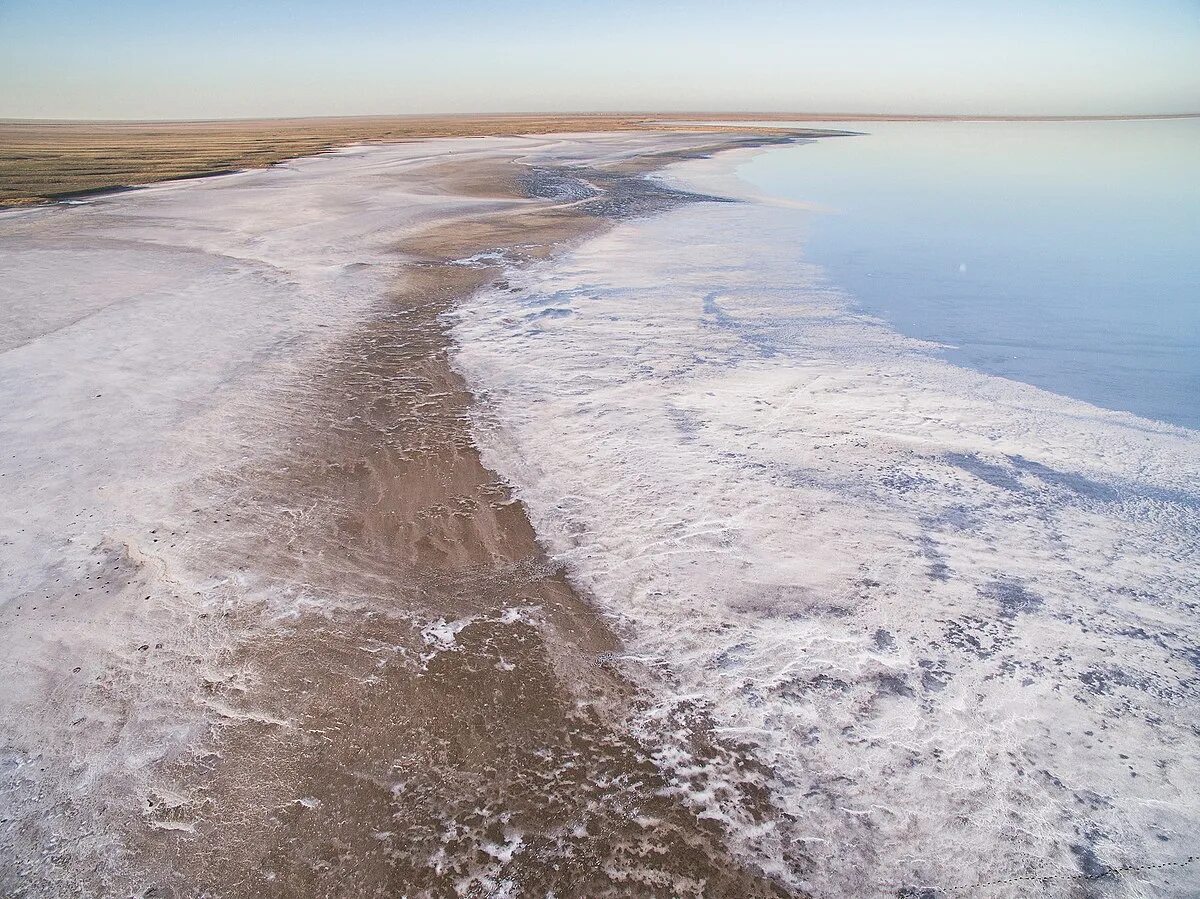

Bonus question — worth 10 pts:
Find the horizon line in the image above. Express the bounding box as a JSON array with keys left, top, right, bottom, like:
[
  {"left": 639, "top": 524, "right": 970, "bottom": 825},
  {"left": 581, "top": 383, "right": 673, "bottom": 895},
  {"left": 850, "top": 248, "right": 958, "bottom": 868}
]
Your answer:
[{"left": 2, "top": 111, "right": 1198, "bottom": 126}]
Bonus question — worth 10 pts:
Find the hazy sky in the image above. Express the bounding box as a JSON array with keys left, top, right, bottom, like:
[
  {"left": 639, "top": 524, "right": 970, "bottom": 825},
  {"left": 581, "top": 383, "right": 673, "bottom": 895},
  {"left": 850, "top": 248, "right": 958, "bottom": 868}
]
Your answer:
[{"left": 1, "top": 0, "right": 1197, "bottom": 119}]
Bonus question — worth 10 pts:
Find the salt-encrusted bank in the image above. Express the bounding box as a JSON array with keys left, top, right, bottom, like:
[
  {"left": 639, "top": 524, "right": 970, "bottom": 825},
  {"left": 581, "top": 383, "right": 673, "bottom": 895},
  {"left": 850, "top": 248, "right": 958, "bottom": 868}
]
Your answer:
[
  {"left": 0, "top": 131, "right": 805, "bottom": 898},
  {"left": 453, "top": 151, "right": 1200, "bottom": 898}
]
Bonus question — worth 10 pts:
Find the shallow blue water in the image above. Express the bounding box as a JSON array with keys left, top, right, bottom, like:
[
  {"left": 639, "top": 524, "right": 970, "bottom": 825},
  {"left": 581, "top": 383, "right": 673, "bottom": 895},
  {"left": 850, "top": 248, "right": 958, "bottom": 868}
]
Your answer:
[{"left": 733, "top": 120, "right": 1200, "bottom": 430}]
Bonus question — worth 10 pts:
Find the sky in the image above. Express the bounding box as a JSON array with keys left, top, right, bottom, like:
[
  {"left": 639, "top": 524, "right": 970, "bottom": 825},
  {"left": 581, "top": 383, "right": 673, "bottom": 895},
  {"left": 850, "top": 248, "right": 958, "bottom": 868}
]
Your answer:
[{"left": 1, "top": 0, "right": 1197, "bottom": 120}]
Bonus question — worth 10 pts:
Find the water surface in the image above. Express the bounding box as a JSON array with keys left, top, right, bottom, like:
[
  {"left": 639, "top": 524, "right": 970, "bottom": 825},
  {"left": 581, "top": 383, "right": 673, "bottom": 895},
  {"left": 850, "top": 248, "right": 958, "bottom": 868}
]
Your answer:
[{"left": 734, "top": 120, "right": 1200, "bottom": 429}]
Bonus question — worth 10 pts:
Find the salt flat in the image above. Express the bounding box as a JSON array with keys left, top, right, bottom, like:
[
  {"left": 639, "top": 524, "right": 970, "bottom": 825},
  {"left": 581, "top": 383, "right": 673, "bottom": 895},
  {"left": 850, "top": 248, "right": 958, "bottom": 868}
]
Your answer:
[
  {"left": 5, "top": 123, "right": 1195, "bottom": 897},
  {"left": 0, "top": 131, "right": 804, "bottom": 897}
]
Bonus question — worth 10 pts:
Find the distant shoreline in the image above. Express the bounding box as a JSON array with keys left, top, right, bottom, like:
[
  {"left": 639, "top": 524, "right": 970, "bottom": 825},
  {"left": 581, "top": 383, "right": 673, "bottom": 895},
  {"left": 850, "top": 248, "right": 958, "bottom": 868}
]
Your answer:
[
  {"left": 3, "top": 111, "right": 1197, "bottom": 124},
  {"left": 0, "top": 115, "right": 813, "bottom": 207},
  {"left": 2, "top": 111, "right": 1194, "bottom": 207}
]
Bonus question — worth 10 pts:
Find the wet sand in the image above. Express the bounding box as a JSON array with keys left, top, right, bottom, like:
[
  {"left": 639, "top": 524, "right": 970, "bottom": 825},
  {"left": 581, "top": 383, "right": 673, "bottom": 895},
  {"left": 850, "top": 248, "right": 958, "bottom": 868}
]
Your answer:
[{"left": 0, "top": 133, "right": 812, "bottom": 896}]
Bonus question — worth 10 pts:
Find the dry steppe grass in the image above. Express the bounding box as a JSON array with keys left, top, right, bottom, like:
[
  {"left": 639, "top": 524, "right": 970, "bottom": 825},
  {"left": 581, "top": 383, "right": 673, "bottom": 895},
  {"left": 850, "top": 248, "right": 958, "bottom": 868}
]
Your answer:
[{"left": 0, "top": 113, "right": 777, "bottom": 206}]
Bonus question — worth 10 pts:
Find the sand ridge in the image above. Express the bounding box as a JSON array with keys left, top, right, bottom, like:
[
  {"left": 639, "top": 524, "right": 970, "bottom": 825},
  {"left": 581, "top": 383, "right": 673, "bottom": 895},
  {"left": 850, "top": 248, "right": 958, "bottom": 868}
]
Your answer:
[{"left": 0, "top": 131, "right": 818, "bottom": 897}]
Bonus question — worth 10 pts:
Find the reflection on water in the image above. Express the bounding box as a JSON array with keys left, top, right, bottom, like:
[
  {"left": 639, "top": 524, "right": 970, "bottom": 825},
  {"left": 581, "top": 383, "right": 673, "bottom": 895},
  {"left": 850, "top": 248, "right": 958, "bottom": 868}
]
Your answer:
[{"left": 735, "top": 120, "right": 1200, "bottom": 429}]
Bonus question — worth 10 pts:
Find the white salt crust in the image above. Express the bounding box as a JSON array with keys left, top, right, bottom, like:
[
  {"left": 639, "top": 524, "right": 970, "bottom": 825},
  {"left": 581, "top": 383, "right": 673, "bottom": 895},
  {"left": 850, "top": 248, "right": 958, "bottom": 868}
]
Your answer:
[{"left": 452, "top": 155, "right": 1200, "bottom": 898}]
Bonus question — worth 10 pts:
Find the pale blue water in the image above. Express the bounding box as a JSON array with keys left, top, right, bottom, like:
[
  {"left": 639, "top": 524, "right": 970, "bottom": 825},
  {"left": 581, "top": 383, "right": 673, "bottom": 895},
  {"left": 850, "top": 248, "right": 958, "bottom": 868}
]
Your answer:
[{"left": 733, "top": 120, "right": 1200, "bottom": 430}]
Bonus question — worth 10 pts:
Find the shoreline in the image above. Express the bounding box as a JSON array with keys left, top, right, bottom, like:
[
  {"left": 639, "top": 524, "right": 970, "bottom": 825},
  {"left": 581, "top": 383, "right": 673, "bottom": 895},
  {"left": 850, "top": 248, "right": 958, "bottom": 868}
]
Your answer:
[
  {"left": 452, "top": 136, "right": 1200, "bottom": 896},
  {"left": 0, "top": 115, "right": 842, "bottom": 208},
  {"left": 0, "top": 131, "right": 807, "bottom": 896},
  {"left": 13, "top": 108, "right": 1191, "bottom": 208}
]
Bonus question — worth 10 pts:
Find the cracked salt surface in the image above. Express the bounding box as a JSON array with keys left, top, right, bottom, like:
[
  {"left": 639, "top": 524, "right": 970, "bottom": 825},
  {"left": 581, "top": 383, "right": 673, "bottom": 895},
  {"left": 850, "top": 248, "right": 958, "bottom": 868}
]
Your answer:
[{"left": 453, "top": 154, "right": 1200, "bottom": 897}]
